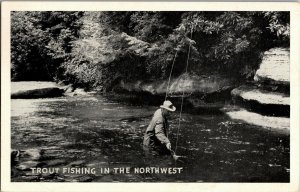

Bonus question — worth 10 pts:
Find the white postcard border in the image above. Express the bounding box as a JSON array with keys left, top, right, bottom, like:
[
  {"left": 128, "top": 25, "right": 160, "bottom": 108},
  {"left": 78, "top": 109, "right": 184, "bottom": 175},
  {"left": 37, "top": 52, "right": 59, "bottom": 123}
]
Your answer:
[{"left": 1, "top": 2, "right": 300, "bottom": 192}]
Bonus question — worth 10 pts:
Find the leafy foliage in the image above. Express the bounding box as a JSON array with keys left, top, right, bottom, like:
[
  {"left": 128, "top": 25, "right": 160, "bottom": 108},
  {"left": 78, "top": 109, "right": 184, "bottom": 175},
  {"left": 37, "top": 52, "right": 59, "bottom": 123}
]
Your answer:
[
  {"left": 11, "top": 11, "right": 83, "bottom": 81},
  {"left": 11, "top": 11, "right": 289, "bottom": 90},
  {"left": 11, "top": 12, "right": 51, "bottom": 80}
]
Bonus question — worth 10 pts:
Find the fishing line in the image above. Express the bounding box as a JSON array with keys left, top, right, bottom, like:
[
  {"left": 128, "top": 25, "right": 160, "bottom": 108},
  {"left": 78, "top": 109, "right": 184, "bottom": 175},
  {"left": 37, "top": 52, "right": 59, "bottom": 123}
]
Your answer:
[
  {"left": 165, "top": 50, "right": 178, "bottom": 101},
  {"left": 174, "top": 24, "right": 194, "bottom": 154}
]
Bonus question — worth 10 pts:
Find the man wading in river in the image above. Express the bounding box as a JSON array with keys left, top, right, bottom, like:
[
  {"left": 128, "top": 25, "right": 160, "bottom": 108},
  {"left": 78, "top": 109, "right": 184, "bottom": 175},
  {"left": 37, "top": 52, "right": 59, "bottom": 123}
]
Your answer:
[{"left": 143, "top": 100, "right": 176, "bottom": 156}]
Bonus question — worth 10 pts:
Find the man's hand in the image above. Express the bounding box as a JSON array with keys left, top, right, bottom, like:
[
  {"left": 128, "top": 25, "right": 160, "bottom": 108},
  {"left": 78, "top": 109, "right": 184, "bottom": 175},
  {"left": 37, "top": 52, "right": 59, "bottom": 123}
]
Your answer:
[{"left": 166, "top": 143, "right": 171, "bottom": 150}]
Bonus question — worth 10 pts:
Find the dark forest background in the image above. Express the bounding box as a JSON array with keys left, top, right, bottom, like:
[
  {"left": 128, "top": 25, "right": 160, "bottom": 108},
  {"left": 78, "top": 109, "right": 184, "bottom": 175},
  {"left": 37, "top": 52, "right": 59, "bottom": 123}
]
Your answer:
[{"left": 11, "top": 11, "right": 289, "bottom": 91}]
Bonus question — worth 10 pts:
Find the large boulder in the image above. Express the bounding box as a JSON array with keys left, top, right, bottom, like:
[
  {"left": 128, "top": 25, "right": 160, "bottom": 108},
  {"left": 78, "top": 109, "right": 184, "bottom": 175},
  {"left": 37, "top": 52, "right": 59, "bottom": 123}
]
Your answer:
[{"left": 11, "top": 87, "right": 64, "bottom": 99}]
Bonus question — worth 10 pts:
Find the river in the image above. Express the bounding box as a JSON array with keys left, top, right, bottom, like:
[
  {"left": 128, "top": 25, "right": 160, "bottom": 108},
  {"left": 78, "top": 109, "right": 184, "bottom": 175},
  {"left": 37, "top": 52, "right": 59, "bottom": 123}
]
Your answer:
[{"left": 11, "top": 82, "right": 290, "bottom": 182}]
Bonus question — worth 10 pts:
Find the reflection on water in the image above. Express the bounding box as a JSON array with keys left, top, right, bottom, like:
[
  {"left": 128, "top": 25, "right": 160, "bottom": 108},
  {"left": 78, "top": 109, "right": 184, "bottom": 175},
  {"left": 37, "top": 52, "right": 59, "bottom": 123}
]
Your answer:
[{"left": 11, "top": 94, "right": 289, "bottom": 182}]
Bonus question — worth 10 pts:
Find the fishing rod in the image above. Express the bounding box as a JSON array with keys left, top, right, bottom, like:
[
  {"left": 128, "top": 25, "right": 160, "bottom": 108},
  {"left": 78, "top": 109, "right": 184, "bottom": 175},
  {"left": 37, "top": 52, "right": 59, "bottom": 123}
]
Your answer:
[{"left": 165, "top": 23, "right": 194, "bottom": 161}]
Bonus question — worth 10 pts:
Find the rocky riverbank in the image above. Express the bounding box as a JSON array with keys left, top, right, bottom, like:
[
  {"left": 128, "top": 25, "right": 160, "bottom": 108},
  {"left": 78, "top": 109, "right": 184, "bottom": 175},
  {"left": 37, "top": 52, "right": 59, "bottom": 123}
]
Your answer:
[{"left": 226, "top": 47, "right": 290, "bottom": 134}]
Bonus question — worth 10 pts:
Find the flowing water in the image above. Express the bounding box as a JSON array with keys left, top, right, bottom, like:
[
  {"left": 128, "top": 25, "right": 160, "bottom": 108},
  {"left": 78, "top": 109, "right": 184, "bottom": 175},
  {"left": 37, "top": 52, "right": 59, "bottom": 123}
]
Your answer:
[{"left": 11, "top": 82, "right": 289, "bottom": 182}]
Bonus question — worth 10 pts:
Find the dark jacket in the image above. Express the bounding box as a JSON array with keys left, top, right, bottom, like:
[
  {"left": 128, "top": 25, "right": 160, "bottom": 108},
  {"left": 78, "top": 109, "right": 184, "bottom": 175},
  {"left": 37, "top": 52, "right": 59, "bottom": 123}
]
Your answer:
[{"left": 143, "top": 109, "right": 170, "bottom": 150}]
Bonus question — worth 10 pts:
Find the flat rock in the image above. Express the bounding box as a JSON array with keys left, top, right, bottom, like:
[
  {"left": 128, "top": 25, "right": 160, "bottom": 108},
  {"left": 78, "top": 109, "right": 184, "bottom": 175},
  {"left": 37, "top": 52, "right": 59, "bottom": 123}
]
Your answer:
[
  {"left": 231, "top": 85, "right": 289, "bottom": 117},
  {"left": 226, "top": 109, "right": 289, "bottom": 134},
  {"left": 254, "top": 47, "right": 289, "bottom": 85},
  {"left": 232, "top": 85, "right": 289, "bottom": 105},
  {"left": 11, "top": 87, "right": 64, "bottom": 99},
  {"left": 11, "top": 81, "right": 59, "bottom": 94}
]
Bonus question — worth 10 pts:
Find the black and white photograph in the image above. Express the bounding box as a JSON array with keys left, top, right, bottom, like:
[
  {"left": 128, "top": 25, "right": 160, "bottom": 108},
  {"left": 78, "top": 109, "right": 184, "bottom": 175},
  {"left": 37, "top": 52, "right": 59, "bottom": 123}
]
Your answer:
[{"left": 1, "top": 2, "right": 300, "bottom": 192}]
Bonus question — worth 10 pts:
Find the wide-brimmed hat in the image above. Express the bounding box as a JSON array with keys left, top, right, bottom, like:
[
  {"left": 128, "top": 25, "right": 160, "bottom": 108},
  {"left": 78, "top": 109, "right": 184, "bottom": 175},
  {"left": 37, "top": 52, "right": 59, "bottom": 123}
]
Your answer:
[{"left": 160, "top": 100, "right": 176, "bottom": 112}]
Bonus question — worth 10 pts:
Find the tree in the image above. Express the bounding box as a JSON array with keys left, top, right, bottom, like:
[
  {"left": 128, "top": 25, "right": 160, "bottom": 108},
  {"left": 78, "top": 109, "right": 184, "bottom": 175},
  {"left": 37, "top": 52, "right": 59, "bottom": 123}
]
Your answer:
[
  {"left": 11, "top": 12, "right": 52, "bottom": 80},
  {"left": 11, "top": 11, "right": 83, "bottom": 81},
  {"left": 11, "top": 11, "right": 289, "bottom": 89}
]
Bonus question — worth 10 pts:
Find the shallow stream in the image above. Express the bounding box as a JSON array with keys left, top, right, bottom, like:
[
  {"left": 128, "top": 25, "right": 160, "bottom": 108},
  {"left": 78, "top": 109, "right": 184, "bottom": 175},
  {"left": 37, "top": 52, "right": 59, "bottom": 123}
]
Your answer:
[{"left": 11, "top": 82, "right": 289, "bottom": 182}]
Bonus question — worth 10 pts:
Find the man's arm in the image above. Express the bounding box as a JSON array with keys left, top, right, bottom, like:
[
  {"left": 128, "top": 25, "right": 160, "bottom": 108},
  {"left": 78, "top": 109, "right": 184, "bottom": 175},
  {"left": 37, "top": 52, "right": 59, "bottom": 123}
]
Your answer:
[{"left": 155, "top": 120, "right": 171, "bottom": 146}]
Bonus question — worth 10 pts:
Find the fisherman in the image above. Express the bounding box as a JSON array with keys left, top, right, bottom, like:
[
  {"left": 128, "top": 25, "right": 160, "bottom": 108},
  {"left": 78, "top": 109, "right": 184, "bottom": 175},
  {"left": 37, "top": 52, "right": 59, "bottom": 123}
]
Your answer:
[{"left": 143, "top": 100, "right": 176, "bottom": 156}]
